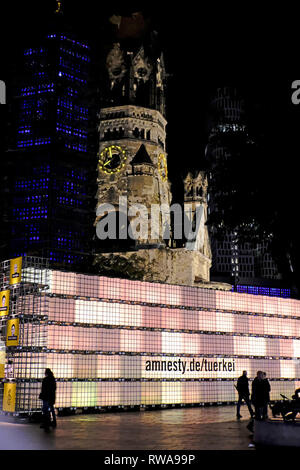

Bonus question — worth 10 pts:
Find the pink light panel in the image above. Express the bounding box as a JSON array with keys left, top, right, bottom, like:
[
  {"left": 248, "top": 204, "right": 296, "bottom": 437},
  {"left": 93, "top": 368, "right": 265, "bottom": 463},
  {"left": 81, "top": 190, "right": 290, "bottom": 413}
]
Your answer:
[{"left": 13, "top": 270, "right": 300, "bottom": 410}]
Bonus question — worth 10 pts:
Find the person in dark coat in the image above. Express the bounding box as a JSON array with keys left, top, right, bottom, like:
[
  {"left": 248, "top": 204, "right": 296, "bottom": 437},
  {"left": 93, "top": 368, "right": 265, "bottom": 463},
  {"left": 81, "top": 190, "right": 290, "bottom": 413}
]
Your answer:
[
  {"left": 39, "top": 368, "right": 56, "bottom": 429},
  {"left": 251, "top": 370, "right": 268, "bottom": 420},
  {"left": 236, "top": 370, "right": 254, "bottom": 419},
  {"left": 262, "top": 372, "right": 271, "bottom": 419}
]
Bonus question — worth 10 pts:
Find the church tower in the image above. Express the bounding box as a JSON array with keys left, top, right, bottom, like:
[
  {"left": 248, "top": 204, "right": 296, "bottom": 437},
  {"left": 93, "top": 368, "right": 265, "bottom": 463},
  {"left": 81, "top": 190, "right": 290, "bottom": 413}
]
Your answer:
[
  {"left": 95, "top": 13, "right": 171, "bottom": 250},
  {"left": 94, "top": 12, "right": 216, "bottom": 287},
  {"left": 183, "top": 171, "right": 212, "bottom": 284}
]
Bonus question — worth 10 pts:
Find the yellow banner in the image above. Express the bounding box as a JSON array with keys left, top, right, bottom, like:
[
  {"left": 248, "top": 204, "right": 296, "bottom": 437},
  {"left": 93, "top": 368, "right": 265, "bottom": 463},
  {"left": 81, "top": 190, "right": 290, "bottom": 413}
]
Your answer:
[
  {"left": 6, "top": 319, "right": 19, "bottom": 347},
  {"left": 0, "top": 290, "right": 9, "bottom": 316},
  {"left": 9, "top": 257, "right": 22, "bottom": 285},
  {"left": 0, "top": 353, "right": 4, "bottom": 378},
  {"left": 3, "top": 383, "right": 16, "bottom": 412}
]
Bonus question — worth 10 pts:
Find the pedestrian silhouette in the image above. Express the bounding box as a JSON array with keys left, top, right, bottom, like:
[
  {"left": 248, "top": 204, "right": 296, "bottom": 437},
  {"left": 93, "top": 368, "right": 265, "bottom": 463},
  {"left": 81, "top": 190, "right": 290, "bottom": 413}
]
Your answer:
[
  {"left": 251, "top": 370, "right": 269, "bottom": 420},
  {"left": 236, "top": 370, "right": 254, "bottom": 419},
  {"left": 262, "top": 371, "right": 271, "bottom": 419},
  {"left": 39, "top": 368, "right": 56, "bottom": 430}
]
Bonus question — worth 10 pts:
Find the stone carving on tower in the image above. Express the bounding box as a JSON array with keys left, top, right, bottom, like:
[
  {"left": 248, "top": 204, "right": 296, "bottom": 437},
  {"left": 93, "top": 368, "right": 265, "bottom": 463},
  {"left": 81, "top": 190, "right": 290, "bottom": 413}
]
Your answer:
[
  {"left": 132, "top": 47, "right": 153, "bottom": 82},
  {"left": 106, "top": 43, "right": 127, "bottom": 86}
]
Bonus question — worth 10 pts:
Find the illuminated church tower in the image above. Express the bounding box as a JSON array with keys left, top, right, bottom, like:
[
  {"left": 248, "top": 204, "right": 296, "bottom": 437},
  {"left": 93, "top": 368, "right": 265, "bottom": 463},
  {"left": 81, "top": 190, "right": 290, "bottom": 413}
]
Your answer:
[
  {"left": 94, "top": 13, "right": 215, "bottom": 287},
  {"left": 95, "top": 14, "right": 171, "bottom": 249}
]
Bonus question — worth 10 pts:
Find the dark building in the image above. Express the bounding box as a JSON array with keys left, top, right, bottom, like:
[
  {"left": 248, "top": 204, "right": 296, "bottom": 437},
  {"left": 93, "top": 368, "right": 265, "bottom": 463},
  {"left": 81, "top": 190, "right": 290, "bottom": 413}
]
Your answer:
[
  {"left": 0, "top": 102, "right": 10, "bottom": 262},
  {"left": 4, "top": 7, "right": 98, "bottom": 270},
  {"left": 206, "top": 86, "right": 287, "bottom": 295}
]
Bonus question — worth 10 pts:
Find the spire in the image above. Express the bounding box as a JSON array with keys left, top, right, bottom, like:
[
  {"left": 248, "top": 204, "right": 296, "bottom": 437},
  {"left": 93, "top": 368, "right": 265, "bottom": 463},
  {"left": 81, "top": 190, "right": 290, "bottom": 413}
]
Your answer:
[
  {"left": 109, "top": 12, "right": 150, "bottom": 39},
  {"left": 131, "top": 144, "right": 153, "bottom": 166}
]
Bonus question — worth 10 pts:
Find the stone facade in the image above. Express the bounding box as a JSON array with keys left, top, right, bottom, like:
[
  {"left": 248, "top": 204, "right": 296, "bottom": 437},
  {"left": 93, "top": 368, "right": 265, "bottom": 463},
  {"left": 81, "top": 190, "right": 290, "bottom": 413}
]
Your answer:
[
  {"left": 94, "top": 33, "right": 229, "bottom": 289},
  {"left": 95, "top": 104, "right": 172, "bottom": 248}
]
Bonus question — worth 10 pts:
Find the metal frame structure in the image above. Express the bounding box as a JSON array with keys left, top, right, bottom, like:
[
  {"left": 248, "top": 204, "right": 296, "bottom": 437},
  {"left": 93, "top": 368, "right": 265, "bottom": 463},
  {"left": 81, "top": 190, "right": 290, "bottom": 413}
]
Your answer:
[
  {"left": 0, "top": 256, "right": 49, "bottom": 415},
  {"left": 1, "top": 256, "right": 300, "bottom": 417}
]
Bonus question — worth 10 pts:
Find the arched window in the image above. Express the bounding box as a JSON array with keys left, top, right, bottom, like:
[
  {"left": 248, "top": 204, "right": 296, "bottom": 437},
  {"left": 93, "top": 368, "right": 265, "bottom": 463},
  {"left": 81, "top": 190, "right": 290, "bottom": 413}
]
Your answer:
[
  {"left": 133, "top": 127, "right": 140, "bottom": 138},
  {"left": 104, "top": 129, "right": 111, "bottom": 140},
  {"left": 196, "top": 186, "right": 203, "bottom": 197}
]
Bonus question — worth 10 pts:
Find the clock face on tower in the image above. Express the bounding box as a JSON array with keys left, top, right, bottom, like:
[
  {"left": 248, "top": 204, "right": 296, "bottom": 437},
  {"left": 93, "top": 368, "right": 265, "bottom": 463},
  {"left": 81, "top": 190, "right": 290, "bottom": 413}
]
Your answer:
[
  {"left": 98, "top": 145, "right": 127, "bottom": 174},
  {"left": 158, "top": 153, "right": 168, "bottom": 181}
]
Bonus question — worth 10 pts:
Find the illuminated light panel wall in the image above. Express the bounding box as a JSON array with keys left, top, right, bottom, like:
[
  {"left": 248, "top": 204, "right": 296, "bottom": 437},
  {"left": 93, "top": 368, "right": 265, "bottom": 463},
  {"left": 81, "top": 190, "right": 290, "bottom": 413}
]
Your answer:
[{"left": 11, "top": 270, "right": 300, "bottom": 410}]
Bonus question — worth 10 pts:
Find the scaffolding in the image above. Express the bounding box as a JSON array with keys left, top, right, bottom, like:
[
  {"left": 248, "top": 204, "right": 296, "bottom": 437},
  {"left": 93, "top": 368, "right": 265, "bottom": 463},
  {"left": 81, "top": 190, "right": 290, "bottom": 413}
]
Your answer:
[
  {"left": 1, "top": 256, "right": 300, "bottom": 415},
  {"left": 0, "top": 256, "right": 49, "bottom": 416}
]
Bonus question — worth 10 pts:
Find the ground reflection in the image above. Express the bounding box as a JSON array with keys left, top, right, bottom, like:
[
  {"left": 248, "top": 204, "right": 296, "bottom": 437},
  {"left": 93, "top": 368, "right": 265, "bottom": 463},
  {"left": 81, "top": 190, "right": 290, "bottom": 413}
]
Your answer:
[{"left": 0, "top": 405, "right": 253, "bottom": 450}]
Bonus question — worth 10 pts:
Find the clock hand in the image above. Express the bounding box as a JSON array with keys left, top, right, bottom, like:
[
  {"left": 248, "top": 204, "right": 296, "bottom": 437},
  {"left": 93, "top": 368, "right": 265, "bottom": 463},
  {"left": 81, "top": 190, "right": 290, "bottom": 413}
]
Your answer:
[{"left": 104, "top": 148, "right": 114, "bottom": 166}]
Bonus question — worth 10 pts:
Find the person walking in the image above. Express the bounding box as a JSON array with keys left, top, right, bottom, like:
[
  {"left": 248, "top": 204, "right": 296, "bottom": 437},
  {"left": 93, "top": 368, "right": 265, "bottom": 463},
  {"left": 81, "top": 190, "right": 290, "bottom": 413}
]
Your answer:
[
  {"left": 236, "top": 370, "right": 254, "bottom": 419},
  {"left": 262, "top": 372, "right": 271, "bottom": 419},
  {"left": 39, "top": 368, "right": 56, "bottom": 430},
  {"left": 251, "top": 370, "right": 267, "bottom": 420}
]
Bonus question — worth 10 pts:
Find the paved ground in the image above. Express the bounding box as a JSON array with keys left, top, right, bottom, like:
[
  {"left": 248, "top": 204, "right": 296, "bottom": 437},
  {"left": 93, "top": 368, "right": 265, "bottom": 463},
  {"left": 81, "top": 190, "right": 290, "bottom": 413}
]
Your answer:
[{"left": 0, "top": 405, "right": 255, "bottom": 451}]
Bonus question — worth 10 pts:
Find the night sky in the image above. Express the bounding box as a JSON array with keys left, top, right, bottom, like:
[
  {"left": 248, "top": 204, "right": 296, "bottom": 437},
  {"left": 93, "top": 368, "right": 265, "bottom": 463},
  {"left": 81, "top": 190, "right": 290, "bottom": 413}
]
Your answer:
[{"left": 2, "top": 0, "right": 300, "bottom": 196}]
